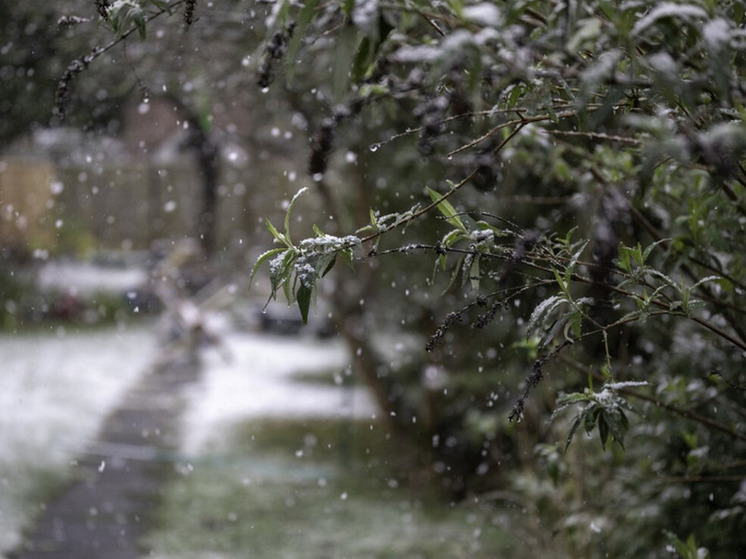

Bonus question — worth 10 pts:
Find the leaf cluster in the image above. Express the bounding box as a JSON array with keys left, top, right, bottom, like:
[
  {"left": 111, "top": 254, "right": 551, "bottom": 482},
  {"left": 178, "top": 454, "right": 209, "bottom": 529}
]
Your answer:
[
  {"left": 553, "top": 383, "right": 643, "bottom": 451},
  {"left": 104, "top": 0, "right": 173, "bottom": 40},
  {"left": 251, "top": 188, "right": 360, "bottom": 324}
]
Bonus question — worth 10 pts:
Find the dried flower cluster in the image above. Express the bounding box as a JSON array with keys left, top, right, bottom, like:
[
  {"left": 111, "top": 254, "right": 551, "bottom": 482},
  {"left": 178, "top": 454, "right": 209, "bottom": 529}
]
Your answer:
[
  {"left": 184, "top": 0, "right": 197, "bottom": 26},
  {"left": 55, "top": 56, "right": 91, "bottom": 120},
  {"left": 58, "top": 15, "right": 91, "bottom": 27},
  {"left": 95, "top": 0, "right": 109, "bottom": 20},
  {"left": 256, "top": 22, "right": 296, "bottom": 90}
]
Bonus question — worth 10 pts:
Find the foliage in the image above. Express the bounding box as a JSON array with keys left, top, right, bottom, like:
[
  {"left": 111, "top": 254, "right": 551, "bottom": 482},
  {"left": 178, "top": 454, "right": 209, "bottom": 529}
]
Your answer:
[
  {"left": 552, "top": 381, "right": 643, "bottom": 451},
  {"left": 50, "top": 0, "right": 746, "bottom": 556},
  {"left": 251, "top": 187, "right": 360, "bottom": 323}
]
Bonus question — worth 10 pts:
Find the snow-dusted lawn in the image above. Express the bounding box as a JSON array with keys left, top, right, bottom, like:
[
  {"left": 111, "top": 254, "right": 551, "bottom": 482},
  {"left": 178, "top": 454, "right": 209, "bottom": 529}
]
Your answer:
[
  {"left": 181, "top": 331, "right": 377, "bottom": 454},
  {"left": 0, "top": 318, "right": 376, "bottom": 557},
  {"left": 0, "top": 324, "right": 157, "bottom": 555}
]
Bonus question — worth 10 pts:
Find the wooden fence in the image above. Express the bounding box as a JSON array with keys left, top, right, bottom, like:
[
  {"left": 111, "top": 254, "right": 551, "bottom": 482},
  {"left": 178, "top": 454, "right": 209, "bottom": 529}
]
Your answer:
[{"left": 0, "top": 154, "right": 268, "bottom": 256}]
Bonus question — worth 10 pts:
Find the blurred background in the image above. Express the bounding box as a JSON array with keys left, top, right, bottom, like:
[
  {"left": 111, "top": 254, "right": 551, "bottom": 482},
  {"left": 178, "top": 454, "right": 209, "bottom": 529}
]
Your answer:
[{"left": 0, "top": 2, "right": 526, "bottom": 557}]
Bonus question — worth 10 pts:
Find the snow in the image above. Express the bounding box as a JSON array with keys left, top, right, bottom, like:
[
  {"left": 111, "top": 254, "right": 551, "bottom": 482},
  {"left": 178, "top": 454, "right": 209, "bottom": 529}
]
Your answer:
[
  {"left": 632, "top": 3, "right": 707, "bottom": 36},
  {"left": 703, "top": 18, "right": 731, "bottom": 54},
  {"left": 0, "top": 324, "right": 157, "bottom": 553},
  {"left": 180, "top": 332, "right": 377, "bottom": 454},
  {"left": 463, "top": 4, "right": 502, "bottom": 28},
  {"left": 352, "top": 0, "right": 379, "bottom": 35},
  {"left": 0, "top": 305, "right": 376, "bottom": 553},
  {"left": 36, "top": 260, "right": 148, "bottom": 296}
]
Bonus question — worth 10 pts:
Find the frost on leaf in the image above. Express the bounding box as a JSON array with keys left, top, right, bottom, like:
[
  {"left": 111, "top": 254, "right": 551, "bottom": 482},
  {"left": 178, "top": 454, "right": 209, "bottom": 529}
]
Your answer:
[{"left": 632, "top": 3, "right": 708, "bottom": 36}]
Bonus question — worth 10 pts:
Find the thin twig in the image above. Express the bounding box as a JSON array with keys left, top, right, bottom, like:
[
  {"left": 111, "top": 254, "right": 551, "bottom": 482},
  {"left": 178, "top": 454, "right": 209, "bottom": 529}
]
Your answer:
[{"left": 446, "top": 110, "right": 577, "bottom": 158}]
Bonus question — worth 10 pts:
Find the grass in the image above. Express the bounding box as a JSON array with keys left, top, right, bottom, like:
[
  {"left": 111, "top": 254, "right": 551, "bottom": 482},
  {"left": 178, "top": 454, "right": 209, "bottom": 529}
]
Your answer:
[
  {"left": 0, "top": 324, "right": 157, "bottom": 556},
  {"left": 145, "top": 418, "right": 518, "bottom": 559}
]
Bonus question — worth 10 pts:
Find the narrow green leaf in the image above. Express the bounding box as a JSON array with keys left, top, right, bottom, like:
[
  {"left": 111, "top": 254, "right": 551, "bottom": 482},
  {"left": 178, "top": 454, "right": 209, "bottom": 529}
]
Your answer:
[
  {"left": 284, "top": 187, "right": 309, "bottom": 245},
  {"left": 691, "top": 275, "right": 722, "bottom": 291},
  {"left": 641, "top": 238, "right": 670, "bottom": 263},
  {"left": 598, "top": 415, "right": 609, "bottom": 449},
  {"left": 441, "top": 254, "right": 465, "bottom": 295},
  {"left": 250, "top": 247, "right": 287, "bottom": 285},
  {"left": 427, "top": 186, "right": 467, "bottom": 232},
  {"left": 604, "top": 412, "right": 626, "bottom": 449},
  {"left": 321, "top": 255, "right": 337, "bottom": 277},
  {"left": 565, "top": 240, "right": 588, "bottom": 285},
  {"left": 470, "top": 256, "right": 480, "bottom": 290},
  {"left": 553, "top": 268, "right": 567, "bottom": 294},
  {"left": 565, "top": 414, "right": 583, "bottom": 451},
  {"left": 442, "top": 229, "right": 465, "bottom": 248},
  {"left": 133, "top": 11, "right": 147, "bottom": 40},
  {"left": 266, "top": 219, "right": 286, "bottom": 245},
  {"left": 527, "top": 295, "right": 566, "bottom": 337},
  {"left": 541, "top": 313, "right": 570, "bottom": 349},
  {"left": 333, "top": 25, "right": 359, "bottom": 102},
  {"left": 269, "top": 249, "right": 297, "bottom": 299},
  {"left": 297, "top": 283, "right": 312, "bottom": 324},
  {"left": 284, "top": 0, "right": 320, "bottom": 83}
]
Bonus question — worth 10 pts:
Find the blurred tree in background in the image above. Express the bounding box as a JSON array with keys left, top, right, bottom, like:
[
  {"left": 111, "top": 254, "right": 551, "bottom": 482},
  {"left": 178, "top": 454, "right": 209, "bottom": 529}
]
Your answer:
[{"left": 14, "top": 0, "right": 746, "bottom": 556}]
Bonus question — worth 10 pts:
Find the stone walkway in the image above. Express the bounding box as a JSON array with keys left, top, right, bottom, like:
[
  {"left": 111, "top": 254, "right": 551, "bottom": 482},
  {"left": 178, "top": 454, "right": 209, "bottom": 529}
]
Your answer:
[{"left": 9, "top": 357, "right": 201, "bottom": 559}]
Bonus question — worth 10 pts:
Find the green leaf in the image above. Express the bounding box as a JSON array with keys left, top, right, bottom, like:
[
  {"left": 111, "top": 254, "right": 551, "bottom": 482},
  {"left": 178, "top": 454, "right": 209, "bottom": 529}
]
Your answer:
[
  {"left": 565, "top": 414, "right": 583, "bottom": 451},
  {"left": 441, "top": 254, "right": 465, "bottom": 295},
  {"left": 133, "top": 10, "right": 146, "bottom": 40},
  {"left": 427, "top": 186, "right": 467, "bottom": 233},
  {"left": 598, "top": 414, "right": 609, "bottom": 449},
  {"left": 540, "top": 313, "right": 570, "bottom": 349},
  {"left": 442, "top": 229, "right": 466, "bottom": 249},
  {"left": 266, "top": 219, "right": 286, "bottom": 245},
  {"left": 604, "top": 411, "right": 626, "bottom": 449},
  {"left": 269, "top": 249, "right": 297, "bottom": 299},
  {"left": 690, "top": 275, "right": 722, "bottom": 291},
  {"left": 284, "top": 0, "right": 320, "bottom": 84},
  {"left": 527, "top": 295, "right": 566, "bottom": 337},
  {"left": 470, "top": 256, "right": 480, "bottom": 290},
  {"left": 565, "top": 240, "right": 588, "bottom": 285},
  {"left": 553, "top": 268, "right": 567, "bottom": 295},
  {"left": 250, "top": 247, "right": 287, "bottom": 285},
  {"left": 296, "top": 283, "right": 312, "bottom": 324},
  {"left": 333, "top": 25, "right": 359, "bottom": 102},
  {"left": 321, "top": 255, "right": 337, "bottom": 277},
  {"left": 149, "top": 0, "right": 169, "bottom": 10},
  {"left": 642, "top": 238, "right": 670, "bottom": 263},
  {"left": 284, "top": 187, "right": 309, "bottom": 245}
]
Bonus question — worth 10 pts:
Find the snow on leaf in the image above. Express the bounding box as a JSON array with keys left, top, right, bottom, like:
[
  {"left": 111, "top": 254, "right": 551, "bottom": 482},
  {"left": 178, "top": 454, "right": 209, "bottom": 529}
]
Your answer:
[
  {"left": 392, "top": 45, "right": 441, "bottom": 64},
  {"left": 606, "top": 380, "right": 649, "bottom": 390},
  {"left": 632, "top": 3, "right": 708, "bottom": 36},
  {"left": 580, "top": 49, "right": 623, "bottom": 88},
  {"left": 527, "top": 295, "right": 566, "bottom": 337},
  {"left": 462, "top": 3, "right": 502, "bottom": 28},
  {"left": 250, "top": 247, "right": 286, "bottom": 285},
  {"left": 352, "top": 0, "right": 379, "bottom": 36},
  {"left": 703, "top": 18, "right": 731, "bottom": 54}
]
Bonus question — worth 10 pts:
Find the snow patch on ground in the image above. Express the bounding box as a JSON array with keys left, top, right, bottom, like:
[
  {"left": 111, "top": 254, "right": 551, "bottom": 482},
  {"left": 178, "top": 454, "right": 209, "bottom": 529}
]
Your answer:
[
  {"left": 36, "top": 260, "right": 148, "bottom": 295},
  {"left": 180, "top": 332, "right": 378, "bottom": 454},
  {"left": 0, "top": 324, "right": 157, "bottom": 555},
  {"left": 0, "top": 321, "right": 378, "bottom": 555}
]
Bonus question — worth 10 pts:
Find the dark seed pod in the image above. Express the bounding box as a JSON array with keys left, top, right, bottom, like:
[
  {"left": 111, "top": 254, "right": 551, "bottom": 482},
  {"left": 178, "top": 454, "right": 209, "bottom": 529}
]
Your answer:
[
  {"left": 95, "top": 0, "right": 109, "bottom": 20},
  {"left": 55, "top": 56, "right": 90, "bottom": 121},
  {"left": 309, "top": 119, "right": 336, "bottom": 177},
  {"left": 257, "top": 22, "right": 296, "bottom": 90},
  {"left": 58, "top": 16, "right": 91, "bottom": 27},
  {"left": 184, "top": 0, "right": 197, "bottom": 26}
]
